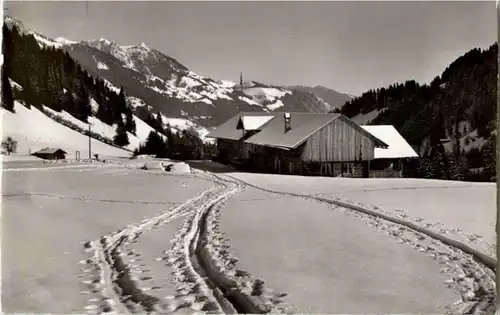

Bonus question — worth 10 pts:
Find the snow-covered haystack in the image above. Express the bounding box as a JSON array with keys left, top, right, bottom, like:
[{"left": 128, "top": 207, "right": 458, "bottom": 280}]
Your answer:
[
  {"left": 165, "top": 161, "right": 191, "bottom": 174},
  {"left": 138, "top": 160, "right": 191, "bottom": 174}
]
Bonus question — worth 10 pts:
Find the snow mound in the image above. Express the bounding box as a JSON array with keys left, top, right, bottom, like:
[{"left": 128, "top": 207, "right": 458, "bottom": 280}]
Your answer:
[
  {"left": 166, "top": 161, "right": 191, "bottom": 173},
  {"left": 139, "top": 160, "right": 191, "bottom": 173}
]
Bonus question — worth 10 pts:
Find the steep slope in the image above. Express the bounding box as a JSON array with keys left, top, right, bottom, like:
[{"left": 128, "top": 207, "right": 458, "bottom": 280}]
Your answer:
[
  {"left": 287, "top": 85, "right": 354, "bottom": 109},
  {"left": 1, "top": 101, "right": 130, "bottom": 159},
  {"left": 2, "top": 18, "right": 166, "bottom": 153}
]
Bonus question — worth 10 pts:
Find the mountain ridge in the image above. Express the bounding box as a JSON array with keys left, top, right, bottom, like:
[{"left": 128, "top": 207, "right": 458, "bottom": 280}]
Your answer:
[
  {"left": 286, "top": 84, "right": 354, "bottom": 110},
  {"left": 24, "top": 31, "right": 334, "bottom": 127}
]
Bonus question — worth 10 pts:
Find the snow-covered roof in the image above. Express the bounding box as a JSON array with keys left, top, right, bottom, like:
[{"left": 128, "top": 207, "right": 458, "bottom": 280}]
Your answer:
[
  {"left": 241, "top": 116, "right": 274, "bottom": 131},
  {"left": 361, "top": 125, "right": 418, "bottom": 159},
  {"left": 34, "top": 147, "right": 67, "bottom": 154}
]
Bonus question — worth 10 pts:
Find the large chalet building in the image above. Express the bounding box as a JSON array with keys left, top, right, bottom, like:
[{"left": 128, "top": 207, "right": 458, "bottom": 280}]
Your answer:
[{"left": 208, "top": 112, "right": 418, "bottom": 177}]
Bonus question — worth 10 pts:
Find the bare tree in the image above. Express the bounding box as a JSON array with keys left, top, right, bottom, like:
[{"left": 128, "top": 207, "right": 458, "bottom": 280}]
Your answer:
[{"left": 1, "top": 136, "right": 18, "bottom": 155}]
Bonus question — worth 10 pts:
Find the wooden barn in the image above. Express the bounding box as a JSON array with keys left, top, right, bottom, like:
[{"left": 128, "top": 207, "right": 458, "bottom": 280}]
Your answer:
[
  {"left": 207, "top": 112, "right": 388, "bottom": 177},
  {"left": 361, "top": 125, "right": 419, "bottom": 178},
  {"left": 31, "top": 148, "right": 67, "bottom": 160}
]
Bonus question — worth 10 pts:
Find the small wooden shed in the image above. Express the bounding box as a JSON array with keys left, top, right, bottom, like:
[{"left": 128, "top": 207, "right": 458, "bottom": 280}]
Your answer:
[{"left": 32, "top": 148, "right": 67, "bottom": 160}]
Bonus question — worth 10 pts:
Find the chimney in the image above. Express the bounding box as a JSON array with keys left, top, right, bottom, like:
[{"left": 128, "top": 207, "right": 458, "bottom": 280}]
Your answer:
[{"left": 284, "top": 112, "right": 291, "bottom": 132}]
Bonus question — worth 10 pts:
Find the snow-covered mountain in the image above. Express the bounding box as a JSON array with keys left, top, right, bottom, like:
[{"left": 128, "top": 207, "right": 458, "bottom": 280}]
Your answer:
[
  {"left": 6, "top": 14, "right": 334, "bottom": 130},
  {"left": 62, "top": 38, "right": 332, "bottom": 127}
]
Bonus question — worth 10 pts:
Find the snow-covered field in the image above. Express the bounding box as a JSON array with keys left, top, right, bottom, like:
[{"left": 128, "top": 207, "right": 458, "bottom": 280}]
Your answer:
[
  {"left": 226, "top": 172, "right": 496, "bottom": 259},
  {"left": 2, "top": 160, "right": 496, "bottom": 314},
  {"left": 2, "top": 164, "right": 213, "bottom": 313},
  {"left": 219, "top": 186, "right": 458, "bottom": 313}
]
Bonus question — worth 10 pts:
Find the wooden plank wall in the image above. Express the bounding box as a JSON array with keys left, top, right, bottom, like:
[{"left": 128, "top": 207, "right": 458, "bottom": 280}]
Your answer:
[
  {"left": 370, "top": 169, "right": 403, "bottom": 178},
  {"left": 217, "top": 139, "right": 242, "bottom": 162},
  {"left": 301, "top": 118, "right": 375, "bottom": 163}
]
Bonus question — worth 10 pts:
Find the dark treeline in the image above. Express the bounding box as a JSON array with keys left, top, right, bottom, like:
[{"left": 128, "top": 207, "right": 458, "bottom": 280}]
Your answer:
[
  {"left": 135, "top": 112, "right": 216, "bottom": 161},
  {"left": 2, "top": 23, "right": 136, "bottom": 146},
  {"left": 336, "top": 44, "right": 497, "bottom": 182}
]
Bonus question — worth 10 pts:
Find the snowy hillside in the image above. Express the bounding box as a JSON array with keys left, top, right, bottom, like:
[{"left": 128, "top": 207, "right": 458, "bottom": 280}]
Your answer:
[
  {"left": 1, "top": 102, "right": 131, "bottom": 159},
  {"left": 40, "top": 106, "right": 161, "bottom": 152},
  {"left": 1, "top": 81, "right": 163, "bottom": 156}
]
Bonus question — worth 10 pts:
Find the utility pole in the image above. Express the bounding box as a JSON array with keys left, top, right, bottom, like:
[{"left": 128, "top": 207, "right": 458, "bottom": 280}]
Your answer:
[
  {"left": 88, "top": 124, "right": 92, "bottom": 159},
  {"left": 236, "top": 72, "right": 242, "bottom": 113}
]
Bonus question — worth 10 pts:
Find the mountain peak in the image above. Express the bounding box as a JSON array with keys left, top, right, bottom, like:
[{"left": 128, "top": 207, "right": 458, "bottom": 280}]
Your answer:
[{"left": 4, "top": 14, "right": 26, "bottom": 31}]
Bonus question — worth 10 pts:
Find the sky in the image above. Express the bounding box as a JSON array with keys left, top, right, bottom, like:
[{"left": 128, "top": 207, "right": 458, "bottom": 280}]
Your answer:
[{"left": 4, "top": 1, "right": 497, "bottom": 96}]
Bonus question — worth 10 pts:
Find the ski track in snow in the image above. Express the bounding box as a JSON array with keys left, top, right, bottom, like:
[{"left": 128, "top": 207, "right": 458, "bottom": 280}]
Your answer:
[
  {"left": 2, "top": 192, "right": 183, "bottom": 206},
  {"left": 73, "top": 163, "right": 494, "bottom": 314},
  {"left": 79, "top": 167, "right": 297, "bottom": 314},
  {"left": 204, "top": 172, "right": 496, "bottom": 315}
]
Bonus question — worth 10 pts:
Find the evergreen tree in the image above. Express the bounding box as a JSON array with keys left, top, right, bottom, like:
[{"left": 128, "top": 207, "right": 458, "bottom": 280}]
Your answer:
[
  {"left": 156, "top": 112, "right": 164, "bottom": 133},
  {"left": 482, "top": 135, "right": 496, "bottom": 181},
  {"left": 117, "top": 87, "right": 127, "bottom": 113},
  {"left": 75, "top": 84, "right": 92, "bottom": 122},
  {"left": 113, "top": 121, "right": 130, "bottom": 147},
  {"left": 164, "top": 123, "right": 174, "bottom": 157},
  {"left": 124, "top": 108, "right": 137, "bottom": 135},
  {"left": 1, "top": 65, "right": 15, "bottom": 112},
  {"left": 135, "top": 131, "right": 168, "bottom": 157}
]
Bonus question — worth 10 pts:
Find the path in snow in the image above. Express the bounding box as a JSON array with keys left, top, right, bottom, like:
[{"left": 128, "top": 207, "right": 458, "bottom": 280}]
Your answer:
[
  {"left": 3, "top": 160, "right": 495, "bottom": 314},
  {"left": 1, "top": 165, "right": 213, "bottom": 313},
  {"left": 84, "top": 172, "right": 250, "bottom": 314}
]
